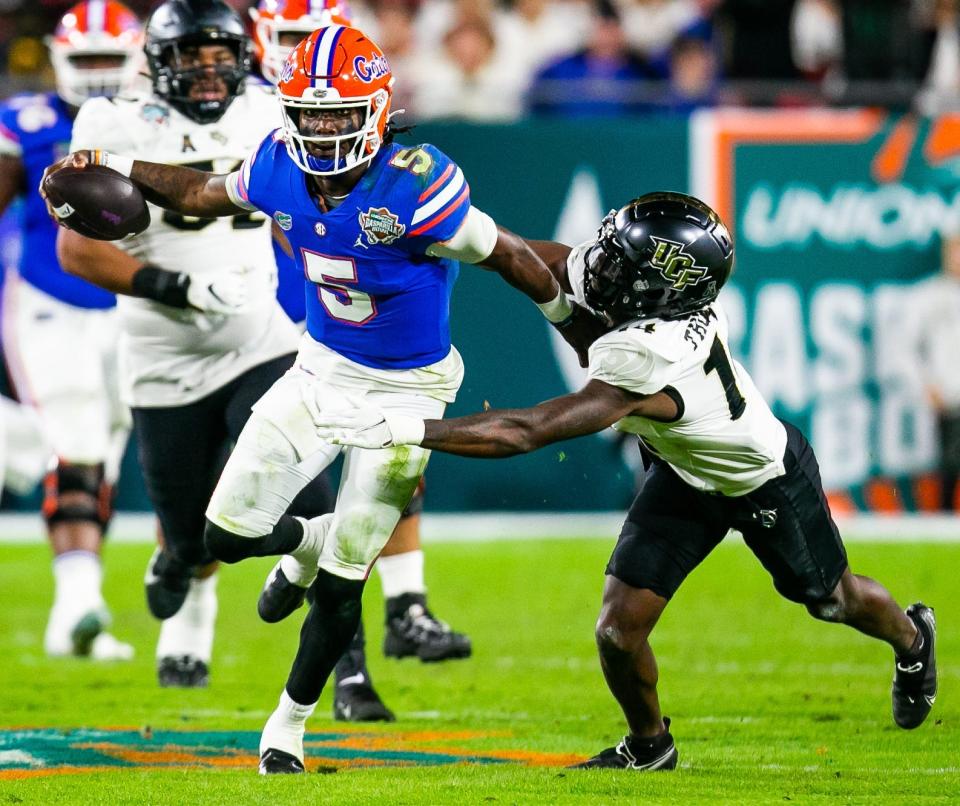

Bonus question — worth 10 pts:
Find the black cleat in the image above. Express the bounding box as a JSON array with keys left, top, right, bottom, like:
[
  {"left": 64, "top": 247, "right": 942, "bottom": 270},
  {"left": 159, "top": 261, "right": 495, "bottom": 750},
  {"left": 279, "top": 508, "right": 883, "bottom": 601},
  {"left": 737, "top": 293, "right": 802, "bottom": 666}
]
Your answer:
[
  {"left": 571, "top": 718, "right": 678, "bottom": 771},
  {"left": 333, "top": 678, "right": 396, "bottom": 722},
  {"left": 258, "top": 748, "right": 305, "bottom": 775},
  {"left": 383, "top": 594, "right": 472, "bottom": 663},
  {"left": 893, "top": 602, "right": 937, "bottom": 729},
  {"left": 144, "top": 548, "right": 194, "bottom": 620},
  {"left": 258, "top": 562, "right": 308, "bottom": 623},
  {"left": 158, "top": 655, "right": 210, "bottom": 688}
]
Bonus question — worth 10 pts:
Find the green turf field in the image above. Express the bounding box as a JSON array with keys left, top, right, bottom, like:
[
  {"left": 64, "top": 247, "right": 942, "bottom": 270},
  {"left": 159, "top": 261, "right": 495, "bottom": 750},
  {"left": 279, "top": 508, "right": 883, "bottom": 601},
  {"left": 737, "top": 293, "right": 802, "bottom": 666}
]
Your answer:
[{"left": 0, "top": 536, "right": 956, "bottom": 804}]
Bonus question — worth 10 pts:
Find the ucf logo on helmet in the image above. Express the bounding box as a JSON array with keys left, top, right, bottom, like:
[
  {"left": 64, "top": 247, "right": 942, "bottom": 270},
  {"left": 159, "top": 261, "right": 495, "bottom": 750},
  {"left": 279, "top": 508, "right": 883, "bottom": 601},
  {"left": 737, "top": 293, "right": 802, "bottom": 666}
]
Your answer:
[
  {"left": 649, "top": 236, "right": 708, "bottom": 290},
  {"left": 354, "top": 53, "right": 389, "bottom": 82}
]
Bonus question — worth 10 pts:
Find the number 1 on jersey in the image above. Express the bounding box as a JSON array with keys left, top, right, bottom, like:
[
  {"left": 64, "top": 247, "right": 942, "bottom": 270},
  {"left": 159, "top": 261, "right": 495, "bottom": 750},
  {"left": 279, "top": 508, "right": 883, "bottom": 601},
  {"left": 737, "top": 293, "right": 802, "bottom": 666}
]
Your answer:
[
  {"left": 302, "top": 250, "right": 377, "bottom": 325},
  {"left": 703, "top": 335, "right": 745, "bottom": 420}
]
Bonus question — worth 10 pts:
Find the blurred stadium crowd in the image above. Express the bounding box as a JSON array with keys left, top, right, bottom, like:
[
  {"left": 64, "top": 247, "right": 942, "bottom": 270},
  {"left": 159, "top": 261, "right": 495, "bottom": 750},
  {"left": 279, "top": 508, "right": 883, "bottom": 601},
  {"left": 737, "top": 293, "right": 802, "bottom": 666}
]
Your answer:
[{"left": 4, "top": 0, "right": 960, "bottom": 119}]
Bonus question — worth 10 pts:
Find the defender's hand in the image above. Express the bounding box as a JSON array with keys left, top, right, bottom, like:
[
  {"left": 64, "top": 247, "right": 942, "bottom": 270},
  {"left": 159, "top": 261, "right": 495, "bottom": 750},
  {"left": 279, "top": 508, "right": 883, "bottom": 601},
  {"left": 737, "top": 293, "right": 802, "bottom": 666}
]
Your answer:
[
  {"left": 186, "top": 266, "right": 252, "bottom": 315},
  {"left": 554, "top": 304, "right": 610, "bottom": 368},
  {"left": 39, "top": 150, "right": 95, "bottom": 219},
  {"left": 305, "top": 405, "right": 426, "bottom": 449}
]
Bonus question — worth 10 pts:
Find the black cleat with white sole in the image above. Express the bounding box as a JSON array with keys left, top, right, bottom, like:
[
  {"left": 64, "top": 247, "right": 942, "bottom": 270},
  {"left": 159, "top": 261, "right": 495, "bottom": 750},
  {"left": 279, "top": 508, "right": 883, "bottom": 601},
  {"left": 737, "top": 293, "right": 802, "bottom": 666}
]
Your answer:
[
  {"left": 257, "top": 562, "right": 308, "bottom": 623},
  {"left": 144, "top": 548, "right": 194, "bottom": 620},
  {"left": 892, "top": 602, "right": 937, "bottom": 729},
  {"left": 158, "top": 655, "right": 210, "bottom": 688},
  {"left": 258, "top": 748, "right": 305, "bottom": 775},
  {"left": 383, "top": 593, "right": 472, "bottom": 662},
  {"left": 571, "top": 718, "right": 678, "bottom": 770}
]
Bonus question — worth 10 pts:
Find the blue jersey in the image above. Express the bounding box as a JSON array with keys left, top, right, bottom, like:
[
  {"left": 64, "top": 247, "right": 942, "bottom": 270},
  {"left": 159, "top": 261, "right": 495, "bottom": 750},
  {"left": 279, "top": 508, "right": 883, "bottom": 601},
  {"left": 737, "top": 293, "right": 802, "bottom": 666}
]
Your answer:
[
  {"left": 234, "top": 135, "right": 471, "bottom": 369},
  {"left": 0, "top": 93, "right": 114, "bottom": 309},
  {"left": 274, "top": 239, "right": 306, "bottom": 325}
]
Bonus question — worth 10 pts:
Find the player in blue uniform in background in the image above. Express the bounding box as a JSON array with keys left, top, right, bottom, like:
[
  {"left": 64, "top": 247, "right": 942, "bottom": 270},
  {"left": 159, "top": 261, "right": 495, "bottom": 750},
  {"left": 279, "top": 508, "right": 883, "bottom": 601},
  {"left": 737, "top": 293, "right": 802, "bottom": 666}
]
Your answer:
[
  {"left": 0, "top": 0, "right": 142, "bottom": 660},
  {"left": 251, "top": 0, "right": 474, "bottom": 724},
  {"left": 43, "top": 23, "right": 603, "bottom": 772}
]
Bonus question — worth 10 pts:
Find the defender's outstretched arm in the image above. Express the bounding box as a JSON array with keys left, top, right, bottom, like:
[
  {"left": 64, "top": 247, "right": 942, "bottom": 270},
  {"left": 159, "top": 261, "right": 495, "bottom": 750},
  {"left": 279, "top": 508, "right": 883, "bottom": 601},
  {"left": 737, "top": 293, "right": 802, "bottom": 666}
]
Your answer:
[{"left": 420, "top": 380, "right": 661, "bottom": 458}]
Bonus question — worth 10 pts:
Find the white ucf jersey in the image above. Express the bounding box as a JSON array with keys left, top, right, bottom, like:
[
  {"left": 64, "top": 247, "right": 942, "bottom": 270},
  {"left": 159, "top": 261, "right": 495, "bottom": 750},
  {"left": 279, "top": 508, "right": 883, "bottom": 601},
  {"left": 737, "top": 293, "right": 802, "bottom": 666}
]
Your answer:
[
  {"left": 567, "top": 242, "right": 788, "bottom": 497},
  {"left": 70, "top": 83, "right": 300, "bottom": 407}
]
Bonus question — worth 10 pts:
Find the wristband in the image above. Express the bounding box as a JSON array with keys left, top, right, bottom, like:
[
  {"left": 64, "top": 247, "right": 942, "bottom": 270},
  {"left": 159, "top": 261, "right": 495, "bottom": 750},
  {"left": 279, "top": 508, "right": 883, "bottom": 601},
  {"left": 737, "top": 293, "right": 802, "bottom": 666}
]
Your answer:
[
  {"left": 383, "top": 413, "right": 426, "bottom": 446},
  {"left": 92, "top": 150, "right": 134, "bottom": 178},
  {"left": 535, "top": 287, "right": 574, "bottom": 323},
  {"left": 131, "top": 265, "right": 191, "bottom": 308}
]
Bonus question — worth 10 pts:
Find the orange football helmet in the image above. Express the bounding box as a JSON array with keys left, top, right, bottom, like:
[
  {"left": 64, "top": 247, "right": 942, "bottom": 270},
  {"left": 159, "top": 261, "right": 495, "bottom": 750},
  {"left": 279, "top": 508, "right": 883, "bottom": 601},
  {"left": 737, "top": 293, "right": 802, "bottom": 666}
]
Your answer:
[
  {"left": 277, "top": 24, "right": 393, "bottom": 176},
  {"left": 48, "top": 0, "right": 143, "bottom": 108},
  {"left": 251, "top": 0, "right": 353, "bottom": 85}
]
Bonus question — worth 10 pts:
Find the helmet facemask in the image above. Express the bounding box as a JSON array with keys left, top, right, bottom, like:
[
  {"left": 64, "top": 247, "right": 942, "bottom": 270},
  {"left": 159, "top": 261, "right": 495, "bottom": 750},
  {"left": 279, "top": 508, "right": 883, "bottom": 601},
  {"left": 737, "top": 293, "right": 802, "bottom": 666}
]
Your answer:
[
  {"left": 147, "top": 33, "right": 250, "bottom": 123},
  {"left": 280, "top": 87, "right": 390, "bottom": 176}
]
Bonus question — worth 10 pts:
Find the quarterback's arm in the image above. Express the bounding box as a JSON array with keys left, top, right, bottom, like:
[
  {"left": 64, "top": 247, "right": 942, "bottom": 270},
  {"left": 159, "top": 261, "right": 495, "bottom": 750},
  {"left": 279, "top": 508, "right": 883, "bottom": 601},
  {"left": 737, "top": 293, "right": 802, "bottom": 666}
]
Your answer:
[
  {"left": 521, "top": 239, "right": 574, "bottom": 292},
  {"left": 42, "top": 150, "right": 244, "bottom": 217}
]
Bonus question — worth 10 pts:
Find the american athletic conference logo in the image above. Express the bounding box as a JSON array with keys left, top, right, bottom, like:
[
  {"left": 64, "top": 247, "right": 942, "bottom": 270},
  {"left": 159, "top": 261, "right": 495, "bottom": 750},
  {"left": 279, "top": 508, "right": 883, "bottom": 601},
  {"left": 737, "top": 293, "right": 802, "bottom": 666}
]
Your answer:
[{"left": 649, "top": 236, "right": 708, "bottom": 290}]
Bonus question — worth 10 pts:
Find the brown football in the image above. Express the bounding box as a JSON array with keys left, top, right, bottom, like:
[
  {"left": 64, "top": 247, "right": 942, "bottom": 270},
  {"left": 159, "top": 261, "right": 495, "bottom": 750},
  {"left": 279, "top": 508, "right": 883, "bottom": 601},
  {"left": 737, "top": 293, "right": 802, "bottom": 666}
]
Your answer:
[{"left": 43, "top": 163, "right": 150, "bottom": 241}]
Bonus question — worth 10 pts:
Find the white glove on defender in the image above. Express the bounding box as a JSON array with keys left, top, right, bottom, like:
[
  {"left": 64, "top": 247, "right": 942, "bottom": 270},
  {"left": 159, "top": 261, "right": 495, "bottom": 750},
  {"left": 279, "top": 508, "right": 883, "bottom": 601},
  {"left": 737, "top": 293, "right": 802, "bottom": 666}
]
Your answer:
[
  {"left": 303, "top": 400, "right": 426, "bottom": 449},
  {"left": 186, "top": 266, "right": 252, "bottom": 315}
]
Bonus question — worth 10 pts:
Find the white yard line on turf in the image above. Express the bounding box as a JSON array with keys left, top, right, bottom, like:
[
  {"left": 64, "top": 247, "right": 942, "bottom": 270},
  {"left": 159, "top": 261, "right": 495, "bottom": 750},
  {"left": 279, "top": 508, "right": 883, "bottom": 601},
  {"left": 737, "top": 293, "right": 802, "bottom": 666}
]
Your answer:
[{"left": 0, "top": 512, "right": 957, "bottom": 544}]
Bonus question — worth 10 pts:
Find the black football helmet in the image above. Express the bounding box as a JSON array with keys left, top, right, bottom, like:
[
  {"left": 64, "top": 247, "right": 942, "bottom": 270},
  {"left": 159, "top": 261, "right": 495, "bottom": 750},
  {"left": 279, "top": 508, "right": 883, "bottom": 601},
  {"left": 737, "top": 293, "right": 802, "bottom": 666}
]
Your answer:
[
  {"left": 144, "top": 0, "right": 252, "bottom": 124},
  {"left": 583, "top": 191, "right": 734, "bottom": 323}
]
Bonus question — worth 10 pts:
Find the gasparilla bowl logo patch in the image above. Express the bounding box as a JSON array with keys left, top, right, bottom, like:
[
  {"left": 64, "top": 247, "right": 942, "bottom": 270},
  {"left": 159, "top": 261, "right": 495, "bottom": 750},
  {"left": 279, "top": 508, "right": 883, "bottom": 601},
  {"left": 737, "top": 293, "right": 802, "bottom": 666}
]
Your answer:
[{"left": 358, "top": 207, "right": 405, "bottom": 245}]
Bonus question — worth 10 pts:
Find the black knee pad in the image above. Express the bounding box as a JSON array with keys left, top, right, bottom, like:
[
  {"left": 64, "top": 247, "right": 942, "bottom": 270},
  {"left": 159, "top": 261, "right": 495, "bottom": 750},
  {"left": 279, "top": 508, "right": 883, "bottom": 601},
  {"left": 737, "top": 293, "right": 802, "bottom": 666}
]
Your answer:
[
  {"left": 400, "top": 478, "right": 426, "bottom": 519},
  {"left": 311, "top": 567, "right": 365, "bottom": 605},
  {"left": 42, "top": 461, "right": 112, "bottom": 531},
  {"left": 204, "top": 520, "right": 248, "bottom": 564}
]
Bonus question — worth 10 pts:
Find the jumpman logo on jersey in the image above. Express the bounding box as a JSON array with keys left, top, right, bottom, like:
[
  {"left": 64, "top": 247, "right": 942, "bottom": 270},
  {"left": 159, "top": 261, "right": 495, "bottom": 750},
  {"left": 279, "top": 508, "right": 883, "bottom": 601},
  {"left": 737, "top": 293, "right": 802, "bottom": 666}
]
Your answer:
[{"left": 353, "top": 233, "right": 369, "bottom": 250}]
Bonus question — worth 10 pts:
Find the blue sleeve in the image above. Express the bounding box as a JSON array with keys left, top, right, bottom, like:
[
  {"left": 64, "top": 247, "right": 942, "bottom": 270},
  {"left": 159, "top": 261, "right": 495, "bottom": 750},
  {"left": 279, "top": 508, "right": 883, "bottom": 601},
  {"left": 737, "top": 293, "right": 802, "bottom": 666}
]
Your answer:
[
  {"left": 402, "top": 144, "right": 471, "bottom": 253},
  {"left": 232, "top": 129, "right": 284, "bottom": 213}
]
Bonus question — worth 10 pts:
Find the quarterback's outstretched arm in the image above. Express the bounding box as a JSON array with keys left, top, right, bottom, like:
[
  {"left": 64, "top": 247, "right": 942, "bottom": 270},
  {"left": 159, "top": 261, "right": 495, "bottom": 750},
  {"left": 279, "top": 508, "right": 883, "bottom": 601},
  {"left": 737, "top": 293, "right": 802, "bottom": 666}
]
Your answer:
[{"left": 42, "top": 150, "right": 244, "bottom": 218}]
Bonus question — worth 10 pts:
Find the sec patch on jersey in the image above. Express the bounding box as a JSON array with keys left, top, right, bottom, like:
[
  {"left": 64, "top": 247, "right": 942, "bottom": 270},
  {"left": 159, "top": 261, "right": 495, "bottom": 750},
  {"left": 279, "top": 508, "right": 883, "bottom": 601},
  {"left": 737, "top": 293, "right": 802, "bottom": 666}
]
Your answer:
[{"left": 43, "top": 164, "right": 150, "bottom": 241}]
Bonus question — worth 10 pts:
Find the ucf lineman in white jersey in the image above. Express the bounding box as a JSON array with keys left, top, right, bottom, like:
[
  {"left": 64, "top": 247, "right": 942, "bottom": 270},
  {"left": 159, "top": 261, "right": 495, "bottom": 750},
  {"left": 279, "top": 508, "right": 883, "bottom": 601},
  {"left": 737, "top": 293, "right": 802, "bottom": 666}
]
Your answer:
[
  {"left": 314, "top": 192, "right": 938, "bottom": 770},
  {"left": 57, "top": 0, "right": 334, "bottom": 688}
]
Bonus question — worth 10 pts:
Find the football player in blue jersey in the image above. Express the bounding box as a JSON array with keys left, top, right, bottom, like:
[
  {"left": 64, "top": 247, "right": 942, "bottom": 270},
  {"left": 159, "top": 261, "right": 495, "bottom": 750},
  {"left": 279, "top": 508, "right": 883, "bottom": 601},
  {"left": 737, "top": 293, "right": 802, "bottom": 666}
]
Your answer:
[
  {"left": 43, "top": 23, "right": 604, "bottom": 772},
  {"left": 251, "top": 0, "right": 475, "bottom": 722},
  {"left": 0, "top": 0, "right": 143, "bottom": 661}
]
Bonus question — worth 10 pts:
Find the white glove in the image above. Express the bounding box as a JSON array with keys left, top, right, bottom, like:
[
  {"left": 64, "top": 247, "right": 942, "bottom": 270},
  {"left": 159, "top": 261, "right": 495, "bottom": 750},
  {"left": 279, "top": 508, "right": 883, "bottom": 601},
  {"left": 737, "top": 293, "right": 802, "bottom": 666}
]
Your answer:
[
  {"left": 303, "top": 401, "right": 426, "bottom": 449},
  {"left": 186, "top": 266, "right": 252, "bottom": 315}
]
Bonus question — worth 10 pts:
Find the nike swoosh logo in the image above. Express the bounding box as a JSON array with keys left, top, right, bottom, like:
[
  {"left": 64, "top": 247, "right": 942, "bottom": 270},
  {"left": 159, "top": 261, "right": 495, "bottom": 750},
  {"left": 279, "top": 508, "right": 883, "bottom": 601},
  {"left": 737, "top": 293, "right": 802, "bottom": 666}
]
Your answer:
[
  {"left": 925, "top": 694, "right": 936, "bottom": 706},
  {"left": 897, "top": 662, "right": 923, "bottom": 673},
  {"left": 338, "top": 672, "right": 366, "bottom": 687}
]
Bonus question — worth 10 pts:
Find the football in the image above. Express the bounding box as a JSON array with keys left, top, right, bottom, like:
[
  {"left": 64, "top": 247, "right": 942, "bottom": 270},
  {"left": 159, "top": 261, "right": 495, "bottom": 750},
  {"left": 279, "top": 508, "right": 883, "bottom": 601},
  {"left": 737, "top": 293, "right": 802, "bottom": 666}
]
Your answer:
[{"left": 43, "top": 163, "right": 150, "bottom": 241}]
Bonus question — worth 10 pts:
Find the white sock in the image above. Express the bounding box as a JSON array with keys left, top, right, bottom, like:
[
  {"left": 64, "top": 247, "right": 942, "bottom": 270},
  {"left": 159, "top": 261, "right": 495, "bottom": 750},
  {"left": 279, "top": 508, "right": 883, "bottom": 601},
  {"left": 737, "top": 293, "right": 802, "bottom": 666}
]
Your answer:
[
  {"left": 156, "top": 573, "right": 218, "bottom": 663},
  {"left": 45, "top": 550, "right": 105, "bottom": 655},
  {"left": 260, "top": 689, "right": 317, "bottom": 760},
  {"left": 377, "top": 549, "right": 425, "bottom": 599},
  {"left": 280, "top": 514, "right": 333, "bottom": 587},
  {"left": 52, "top": 550, "right": 104, "bottom": 615}
]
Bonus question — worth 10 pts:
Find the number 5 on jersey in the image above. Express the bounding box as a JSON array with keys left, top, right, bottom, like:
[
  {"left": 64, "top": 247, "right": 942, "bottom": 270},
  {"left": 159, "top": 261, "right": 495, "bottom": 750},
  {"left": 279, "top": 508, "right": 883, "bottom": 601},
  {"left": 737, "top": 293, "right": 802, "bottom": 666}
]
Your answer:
[{"left": 302, "top": 250, "right": 377, "bottom": 325}]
